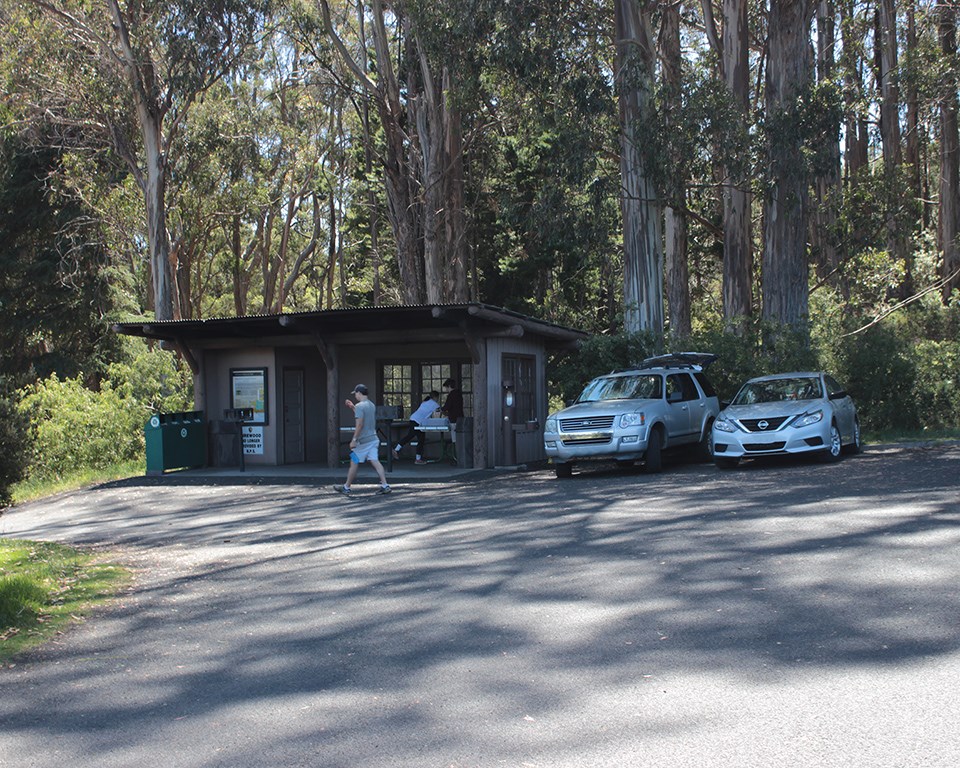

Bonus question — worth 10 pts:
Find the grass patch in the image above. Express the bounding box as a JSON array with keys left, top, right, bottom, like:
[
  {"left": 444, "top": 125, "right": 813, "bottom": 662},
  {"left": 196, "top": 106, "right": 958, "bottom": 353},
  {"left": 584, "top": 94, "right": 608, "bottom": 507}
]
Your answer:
[
  {"left": 0, "top": 539, "right": 131, "bottom": 665},
  {"left": 9, "top": 459, "right": 143, "bottom": 507},
  {"left": 863, "top": 427, "right": 960, "bottom": 445}
]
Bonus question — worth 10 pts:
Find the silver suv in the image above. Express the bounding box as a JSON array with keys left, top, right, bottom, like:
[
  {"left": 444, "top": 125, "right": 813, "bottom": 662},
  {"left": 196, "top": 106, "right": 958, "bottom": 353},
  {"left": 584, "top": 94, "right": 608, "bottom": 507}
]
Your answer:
[{"left": 543, "top": 353, "right": 720, "bottom": 478}]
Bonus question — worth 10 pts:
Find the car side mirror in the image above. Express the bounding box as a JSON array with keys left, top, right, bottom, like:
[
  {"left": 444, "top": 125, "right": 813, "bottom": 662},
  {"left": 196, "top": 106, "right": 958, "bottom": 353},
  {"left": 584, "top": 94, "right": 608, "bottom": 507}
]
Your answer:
[
  {"left": 829, "top": 390, "right": 847, "bottom": 400},
  {"left": 667, "top": 391, "right": 683, "bottom": 403}
]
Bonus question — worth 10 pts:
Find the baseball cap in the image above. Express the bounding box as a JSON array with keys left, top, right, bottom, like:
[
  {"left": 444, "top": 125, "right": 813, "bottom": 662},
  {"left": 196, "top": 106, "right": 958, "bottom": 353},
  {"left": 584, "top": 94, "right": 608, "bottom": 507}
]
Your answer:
[{"left": 352, "top": 384, "right": 368, "bottom": 395}]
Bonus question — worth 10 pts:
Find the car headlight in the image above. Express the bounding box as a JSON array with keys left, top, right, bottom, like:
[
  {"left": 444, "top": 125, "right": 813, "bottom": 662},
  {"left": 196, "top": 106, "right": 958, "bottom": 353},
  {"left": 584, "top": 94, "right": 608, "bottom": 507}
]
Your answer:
[
  {"left": 791, "top": 409, "right": 824, "bottom": 428},
  {"left": 619, "top": 412, "right": 645, "bottom": 428},
  {"left": 545, "top": 416, "right": 558, "bottom": 433},
  {"left": 714, "top": 415, "right": 736, "bottom": 433}
]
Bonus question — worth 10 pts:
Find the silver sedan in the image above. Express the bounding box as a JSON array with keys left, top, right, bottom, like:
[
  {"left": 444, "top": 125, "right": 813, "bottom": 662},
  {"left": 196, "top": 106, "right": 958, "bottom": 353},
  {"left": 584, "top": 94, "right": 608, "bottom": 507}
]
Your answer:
[{"left": 712, "top": 371, "right": 861, "bottom": 469}]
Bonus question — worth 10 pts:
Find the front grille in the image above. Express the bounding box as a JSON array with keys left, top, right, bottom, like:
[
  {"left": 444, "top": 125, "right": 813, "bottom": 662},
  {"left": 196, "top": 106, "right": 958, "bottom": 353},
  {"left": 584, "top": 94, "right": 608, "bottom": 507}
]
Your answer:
[
  {"left": 743, "top": 442, "right": 786, "bottom": 452},
  {"left": 561, "top": 436, "right": 612, "bottom": 446},
  {"left": 560, "top": 415, "right": 615, "bottom": 432},
  {"left": 739, "top": 416, "right": 788, "bottom": 432}
]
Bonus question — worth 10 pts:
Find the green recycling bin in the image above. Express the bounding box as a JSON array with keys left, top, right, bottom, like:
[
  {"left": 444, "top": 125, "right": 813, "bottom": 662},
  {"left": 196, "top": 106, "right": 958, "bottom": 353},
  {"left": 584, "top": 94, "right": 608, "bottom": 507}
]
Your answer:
[{"left": 145, "top": 411, "right": 207, "bottom": 475}]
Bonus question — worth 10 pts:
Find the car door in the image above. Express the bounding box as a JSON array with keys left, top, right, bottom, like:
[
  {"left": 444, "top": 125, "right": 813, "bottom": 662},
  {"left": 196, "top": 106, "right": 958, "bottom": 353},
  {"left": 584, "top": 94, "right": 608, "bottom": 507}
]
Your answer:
[
  {"left": 824, "top": 374, "right": 856, "bottom": 441},
  {"left": 664, "top": 373, "right": 698, "bottom": 442}
]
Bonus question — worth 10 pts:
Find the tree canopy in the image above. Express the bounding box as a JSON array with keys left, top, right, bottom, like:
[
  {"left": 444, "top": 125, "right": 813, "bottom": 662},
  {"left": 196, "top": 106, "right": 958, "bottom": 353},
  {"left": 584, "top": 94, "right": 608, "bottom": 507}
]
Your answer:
[{"left": 1, "top": 0, "right": 958, "bottom": 349}]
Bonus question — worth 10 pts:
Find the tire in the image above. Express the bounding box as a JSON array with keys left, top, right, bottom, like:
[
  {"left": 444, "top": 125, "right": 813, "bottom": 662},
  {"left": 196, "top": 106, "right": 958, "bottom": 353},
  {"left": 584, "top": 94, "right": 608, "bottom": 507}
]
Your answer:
[
  {"left": 821, "top": 422, "right": 843, "bottom": 462},
  {"left": 843, "top": 418, "right": 862, "bottom": 455},
  {"left": 714, "top": 456, "right": 739, "bottom": 470},
  {"left": 644, "top": 428, "right": 663, "bottom": 473},
  {"left": 555, "top": 462, "right": 573, "bottom": 479},
  {"left": 696, "top": 419, "right": 715, "bottom": 462}
]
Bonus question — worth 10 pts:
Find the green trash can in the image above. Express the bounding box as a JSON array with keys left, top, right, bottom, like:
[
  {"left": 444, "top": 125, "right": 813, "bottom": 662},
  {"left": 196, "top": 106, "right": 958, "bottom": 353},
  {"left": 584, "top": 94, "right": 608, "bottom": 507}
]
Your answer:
[{"left": 145, "top": 411, "right": 207, "bottom": 475}]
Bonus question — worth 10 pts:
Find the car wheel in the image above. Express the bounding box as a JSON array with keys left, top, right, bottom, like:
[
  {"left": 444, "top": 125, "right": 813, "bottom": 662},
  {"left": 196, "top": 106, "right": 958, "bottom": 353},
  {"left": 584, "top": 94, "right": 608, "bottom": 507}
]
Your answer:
[
  {"left": 555, "top": 462, "right": 573, "bottom": 479},
  {"left": 821, "top": 422, "right": 842, "bottom": 462},
  {"left": 714, "top": 456, "right": 739, "bottom": 470},
  {"left": 843, "top": 418, "right": 861, "bottom": 455},
  {"left": 644, "top": 428, "right": 663, "bottom": 473}
]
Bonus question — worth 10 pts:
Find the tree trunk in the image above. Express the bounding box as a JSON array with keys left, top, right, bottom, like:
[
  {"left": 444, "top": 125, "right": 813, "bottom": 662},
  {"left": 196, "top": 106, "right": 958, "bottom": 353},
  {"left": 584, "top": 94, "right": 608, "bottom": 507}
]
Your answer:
[
  {"left": 415, "top": 48, "right": 445, "bottom": 305},
  {"left": 105, "top": 0, "right": 176, "bottom": 321},
  {"left": 940, "top": 0, "right": 960, "bottom": 300},
  {"left": 878, "top": 0, "right": 911, "bottom": 297},
  {"left": 721, "top": 0, "right": 753, "bottom": 329},
  {"left": 905, "top": 1, "right": 923, "bottom": 217},
  {"left": 142, "top": 125, "right": 177, "bottom": 321},
  {"left": 812, "top": 0, "right": 841, "bottom": 282},
  {"left": 841, "top": 0, "right": 868, "bottom": 183},
  {"left": 443, "top": 67, "right": 470, "bottom": 303},
  {"left": 660, "top": 0, "right": 690, "bottom": 337},
  {"left": 319, "top": 0, "right": 424, "bottom": 304},
  {"left": 615, "top": 0, "right": 664, "bottom": 334},
  {"left": 763, "top": 0, "right": 814, "bottom": 331}
]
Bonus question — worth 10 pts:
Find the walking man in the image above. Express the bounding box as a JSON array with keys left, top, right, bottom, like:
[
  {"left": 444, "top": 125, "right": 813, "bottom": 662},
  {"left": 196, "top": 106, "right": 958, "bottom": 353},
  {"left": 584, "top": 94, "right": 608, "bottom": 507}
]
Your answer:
[{"left": 334, "top": 384, "right": 391, "bottom": 495}]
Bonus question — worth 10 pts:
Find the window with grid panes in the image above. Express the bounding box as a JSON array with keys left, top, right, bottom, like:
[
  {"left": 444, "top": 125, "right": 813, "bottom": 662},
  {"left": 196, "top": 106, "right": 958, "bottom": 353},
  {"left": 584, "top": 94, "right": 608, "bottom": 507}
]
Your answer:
[
  {"left": 380, "top": 364, "right": 413, "bottom": 415},
  {"left": 502, "top": 355, "right": 536, "bottom": 422},
  {"left": 378, "top": 360, "right": 472, "bottom": 419}
]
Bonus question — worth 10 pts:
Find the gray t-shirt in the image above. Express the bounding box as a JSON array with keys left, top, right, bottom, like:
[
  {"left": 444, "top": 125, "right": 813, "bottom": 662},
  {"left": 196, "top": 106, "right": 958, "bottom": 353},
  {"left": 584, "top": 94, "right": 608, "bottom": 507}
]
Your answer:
[{"left": 354, "top": 400, "right": 378, "bottom": 445}]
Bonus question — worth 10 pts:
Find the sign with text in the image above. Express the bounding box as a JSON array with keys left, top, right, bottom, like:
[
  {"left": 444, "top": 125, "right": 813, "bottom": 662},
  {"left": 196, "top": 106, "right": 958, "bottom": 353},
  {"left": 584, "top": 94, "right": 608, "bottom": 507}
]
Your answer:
[
  {"left": 242, "top": 426, "right": 264, "bottom": 455},
  {"left": 231, "top": 368, "right": 268, "bottom": 424}
]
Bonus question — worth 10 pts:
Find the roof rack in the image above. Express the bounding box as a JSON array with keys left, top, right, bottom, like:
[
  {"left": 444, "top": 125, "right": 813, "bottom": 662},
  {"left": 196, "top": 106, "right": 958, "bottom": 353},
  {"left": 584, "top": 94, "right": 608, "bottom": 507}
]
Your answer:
[{"left": 638, "top": 352, "right": 717, "bottom": 370}]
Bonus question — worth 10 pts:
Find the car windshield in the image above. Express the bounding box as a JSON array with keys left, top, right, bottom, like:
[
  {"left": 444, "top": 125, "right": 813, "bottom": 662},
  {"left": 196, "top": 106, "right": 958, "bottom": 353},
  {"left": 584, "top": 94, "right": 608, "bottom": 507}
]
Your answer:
[
  {"left": 732, "top": 377, "right": 823, "bottom": 405},
  {"left": 577, "top": 374, "right": 662, "bottom": 403}
]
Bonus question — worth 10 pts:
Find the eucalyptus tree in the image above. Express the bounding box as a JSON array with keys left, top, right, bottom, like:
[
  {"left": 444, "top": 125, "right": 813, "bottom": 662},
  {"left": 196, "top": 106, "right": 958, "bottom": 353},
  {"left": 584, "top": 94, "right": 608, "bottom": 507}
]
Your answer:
[
  {"left": 615, "top": 0, "right": 664, "bottom": 334},
  {"left": 877, "top": 0, "right": 914, "bottom": 297},
  {"left": 315, "top": 0, "right": 482, "bottom": 305},
  {"left": 698, "top": 0, "right": 754, "bottom": 329},
  {"left": 939, "top": 0, "right": 960, "bottom": 299},
  {"left": 659, "top": 0, "right": 691, "bottom": 338},
  {"left": 812, "top": 0, "right": 842, "bottom": 282},
  {"left": 762, "top": 0, "right": 815, "bottom": 332},
  {"left": 469, "top": 0, "right": 619, "bottom": 329},
  {"left": 7, "top": 0, "right": 269, "bottom": 322}
]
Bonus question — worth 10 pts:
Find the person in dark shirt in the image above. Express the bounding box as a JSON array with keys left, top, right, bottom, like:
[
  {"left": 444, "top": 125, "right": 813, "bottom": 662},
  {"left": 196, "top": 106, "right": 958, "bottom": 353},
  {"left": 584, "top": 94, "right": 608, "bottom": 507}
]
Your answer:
[{"left": 441, "top": 378, "right": 464, "bottom": 424}]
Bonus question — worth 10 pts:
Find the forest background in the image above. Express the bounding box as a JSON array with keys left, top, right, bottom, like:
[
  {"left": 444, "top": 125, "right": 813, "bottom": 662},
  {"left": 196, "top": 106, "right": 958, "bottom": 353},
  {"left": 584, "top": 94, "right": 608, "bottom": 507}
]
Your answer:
[{"left": 1, "top": 0, "right": 960, "bottom": 503}]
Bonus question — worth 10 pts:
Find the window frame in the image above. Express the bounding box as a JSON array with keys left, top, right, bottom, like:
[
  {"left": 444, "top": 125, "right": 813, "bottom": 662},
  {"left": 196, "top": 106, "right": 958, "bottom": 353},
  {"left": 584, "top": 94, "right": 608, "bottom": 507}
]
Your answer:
[{"left": 377, "top": 358, "right": 473, "bottom": 419}]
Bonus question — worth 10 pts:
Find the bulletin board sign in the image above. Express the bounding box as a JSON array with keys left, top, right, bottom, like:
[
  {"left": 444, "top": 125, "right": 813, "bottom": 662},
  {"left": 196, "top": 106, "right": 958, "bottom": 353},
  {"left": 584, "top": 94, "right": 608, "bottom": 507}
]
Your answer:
[{"left": 230, "top": 368, "right": 268, "bottom": 424}]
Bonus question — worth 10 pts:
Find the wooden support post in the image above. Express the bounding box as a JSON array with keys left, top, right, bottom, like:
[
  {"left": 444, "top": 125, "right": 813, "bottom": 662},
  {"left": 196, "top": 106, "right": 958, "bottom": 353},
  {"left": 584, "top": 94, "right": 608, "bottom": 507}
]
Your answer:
[
  {"left": 463, "top": 329, "right": 487, "bottom": 470},
  {"left": 313, "top": 334, "right": 341, "bottom": 469}
]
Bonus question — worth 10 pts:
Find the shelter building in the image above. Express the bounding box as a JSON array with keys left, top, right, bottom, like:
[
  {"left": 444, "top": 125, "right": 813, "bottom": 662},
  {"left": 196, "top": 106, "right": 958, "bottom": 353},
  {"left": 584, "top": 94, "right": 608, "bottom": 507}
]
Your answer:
[{"left": 114, "top": 304, "right": 586, "bottom": 470}]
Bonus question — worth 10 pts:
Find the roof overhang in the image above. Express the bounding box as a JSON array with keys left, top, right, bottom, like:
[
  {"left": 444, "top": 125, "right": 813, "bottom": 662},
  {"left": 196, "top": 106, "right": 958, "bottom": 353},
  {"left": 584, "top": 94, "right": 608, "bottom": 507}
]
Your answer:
[{"left": 112, "top": 304, "right": 588, "bottom": 350}]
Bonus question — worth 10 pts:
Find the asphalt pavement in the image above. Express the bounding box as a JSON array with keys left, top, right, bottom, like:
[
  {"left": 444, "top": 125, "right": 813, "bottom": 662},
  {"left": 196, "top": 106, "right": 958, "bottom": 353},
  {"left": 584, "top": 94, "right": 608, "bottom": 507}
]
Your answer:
[{"left": 1, "top": 444, "right": 959, "bottom": 767}]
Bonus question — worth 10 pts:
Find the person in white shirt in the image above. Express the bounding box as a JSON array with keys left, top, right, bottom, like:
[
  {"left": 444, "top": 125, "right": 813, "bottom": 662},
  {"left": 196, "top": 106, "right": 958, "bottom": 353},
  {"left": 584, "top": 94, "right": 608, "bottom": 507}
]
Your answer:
[{"left": 393, "top": 391, "right": 440, "bottom": 464}]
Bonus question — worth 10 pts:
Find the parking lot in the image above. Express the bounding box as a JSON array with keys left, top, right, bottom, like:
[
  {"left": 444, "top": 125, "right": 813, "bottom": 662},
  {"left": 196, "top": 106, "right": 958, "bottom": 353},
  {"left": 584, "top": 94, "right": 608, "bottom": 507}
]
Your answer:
[{"left": 1, "top": 444, "right": 959, "bottom": 767}]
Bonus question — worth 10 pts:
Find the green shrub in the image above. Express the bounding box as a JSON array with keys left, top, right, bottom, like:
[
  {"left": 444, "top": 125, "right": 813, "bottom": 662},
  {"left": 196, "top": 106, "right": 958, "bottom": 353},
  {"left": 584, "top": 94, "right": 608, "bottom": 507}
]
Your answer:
[
  {"left": 10, "top": 341, "right": 194, "bottom": 486},
  {"left": 106, "top": 338, "right": 193, "bottom": 414},
  {"left": 827, "top": 324, "right": 917, "bottom": 431},
  {"left": 16, "top": 374, "right": 145, "bottom": 482},
  {"left": 549, "top": 330, "right": 659, "bottom": 406},
  {"left": 0, "top": 392, "right": 32, "bottom": 508},
  {"left": 913, "top": 339, "right": 960, "bottom": 430}
]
